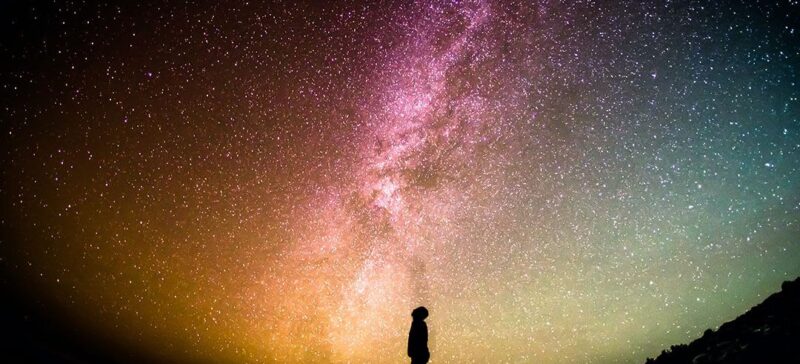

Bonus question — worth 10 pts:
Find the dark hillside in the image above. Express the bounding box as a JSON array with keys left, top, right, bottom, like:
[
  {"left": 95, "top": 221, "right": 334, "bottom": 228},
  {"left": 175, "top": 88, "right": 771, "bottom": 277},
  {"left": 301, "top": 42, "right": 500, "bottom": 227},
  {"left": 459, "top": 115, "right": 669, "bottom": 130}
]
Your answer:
[{"left": 646, "top": 277, "right": 800, "bottom": 364}]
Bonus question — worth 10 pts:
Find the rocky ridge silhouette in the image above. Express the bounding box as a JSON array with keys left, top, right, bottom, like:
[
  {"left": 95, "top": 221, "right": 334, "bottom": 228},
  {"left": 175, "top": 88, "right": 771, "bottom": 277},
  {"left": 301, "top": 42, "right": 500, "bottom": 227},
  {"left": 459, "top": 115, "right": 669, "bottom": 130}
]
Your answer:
[{"left": 645, "top": 277, "right": 800, "bottom": 364}]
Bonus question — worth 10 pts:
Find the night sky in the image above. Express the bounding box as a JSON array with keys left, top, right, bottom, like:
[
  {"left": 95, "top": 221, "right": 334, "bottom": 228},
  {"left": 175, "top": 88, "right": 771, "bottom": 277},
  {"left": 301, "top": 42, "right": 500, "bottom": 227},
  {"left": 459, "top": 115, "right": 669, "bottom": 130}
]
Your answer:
[{"left": 1, "top": 1, "right": 799, "bottom": 363}]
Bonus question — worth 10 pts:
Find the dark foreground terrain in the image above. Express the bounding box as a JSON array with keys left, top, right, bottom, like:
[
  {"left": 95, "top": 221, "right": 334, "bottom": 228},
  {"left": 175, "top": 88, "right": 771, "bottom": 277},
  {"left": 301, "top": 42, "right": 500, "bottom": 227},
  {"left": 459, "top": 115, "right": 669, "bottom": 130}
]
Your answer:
[{"left": 646, "top": 277, "right": 800, "bottom": 364}]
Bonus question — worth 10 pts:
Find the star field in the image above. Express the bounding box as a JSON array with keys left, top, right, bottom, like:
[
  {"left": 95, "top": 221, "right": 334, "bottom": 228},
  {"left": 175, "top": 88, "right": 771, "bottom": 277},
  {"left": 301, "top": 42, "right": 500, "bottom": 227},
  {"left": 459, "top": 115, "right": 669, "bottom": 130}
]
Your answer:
[{"left": 1, "top": 1, "right": 799, "bottom": 363}]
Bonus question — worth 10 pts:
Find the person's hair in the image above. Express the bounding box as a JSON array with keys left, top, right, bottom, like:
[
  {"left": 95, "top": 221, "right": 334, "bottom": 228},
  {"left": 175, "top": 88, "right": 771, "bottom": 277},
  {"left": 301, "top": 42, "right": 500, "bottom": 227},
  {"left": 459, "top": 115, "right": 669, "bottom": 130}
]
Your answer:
[{"left": 411, "top": 306, "right": 428, "bottom": 320}]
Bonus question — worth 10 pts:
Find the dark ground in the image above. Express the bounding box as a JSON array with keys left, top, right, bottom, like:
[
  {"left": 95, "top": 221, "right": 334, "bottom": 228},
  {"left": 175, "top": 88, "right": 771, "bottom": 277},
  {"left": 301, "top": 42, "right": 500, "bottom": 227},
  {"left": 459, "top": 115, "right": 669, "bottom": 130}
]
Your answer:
[
  {"left": 0, "top": 263, "right": 169, "bottom": 364},
  {"left": 646, "top": 277, "right": 800, "bottom": 364}
]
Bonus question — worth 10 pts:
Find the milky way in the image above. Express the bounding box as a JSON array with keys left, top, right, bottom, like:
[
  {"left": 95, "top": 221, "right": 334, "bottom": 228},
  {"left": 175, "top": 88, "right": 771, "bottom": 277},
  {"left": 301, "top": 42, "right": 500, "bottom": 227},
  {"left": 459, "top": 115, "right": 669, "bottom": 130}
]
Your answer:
[{"left": 1, "top": 1, "right": 799, "bottom": 363}]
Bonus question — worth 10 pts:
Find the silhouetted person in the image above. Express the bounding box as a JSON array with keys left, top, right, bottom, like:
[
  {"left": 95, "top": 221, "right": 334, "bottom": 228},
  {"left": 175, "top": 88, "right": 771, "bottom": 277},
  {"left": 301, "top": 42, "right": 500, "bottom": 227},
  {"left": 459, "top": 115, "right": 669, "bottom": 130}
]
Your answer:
[{"left": 408, "top": 306, "right": 429, "bottom": 364}]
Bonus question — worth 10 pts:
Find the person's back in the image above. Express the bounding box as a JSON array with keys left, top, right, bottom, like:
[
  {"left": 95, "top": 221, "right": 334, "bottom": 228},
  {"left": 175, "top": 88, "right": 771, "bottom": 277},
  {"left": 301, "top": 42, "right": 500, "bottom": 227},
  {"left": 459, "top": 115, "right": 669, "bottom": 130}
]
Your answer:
[{"left": 408, "top": 306, "right": 430, "bottom": 364}]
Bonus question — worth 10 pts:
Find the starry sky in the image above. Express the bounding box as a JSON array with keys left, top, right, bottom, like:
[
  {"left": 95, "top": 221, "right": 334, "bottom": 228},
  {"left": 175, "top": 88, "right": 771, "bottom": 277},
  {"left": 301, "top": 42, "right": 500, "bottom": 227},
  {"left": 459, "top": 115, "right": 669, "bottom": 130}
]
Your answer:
[{"left": 1, "top": 1, "right": 799, "bottom": 363}]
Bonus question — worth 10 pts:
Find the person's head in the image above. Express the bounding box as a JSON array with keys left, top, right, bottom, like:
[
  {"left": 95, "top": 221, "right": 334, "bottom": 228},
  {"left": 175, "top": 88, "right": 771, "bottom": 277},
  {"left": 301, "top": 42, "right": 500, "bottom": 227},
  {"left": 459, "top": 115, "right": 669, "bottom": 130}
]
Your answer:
[{"left": 411, "top": 306, "right": 428, "bottom": 321}]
